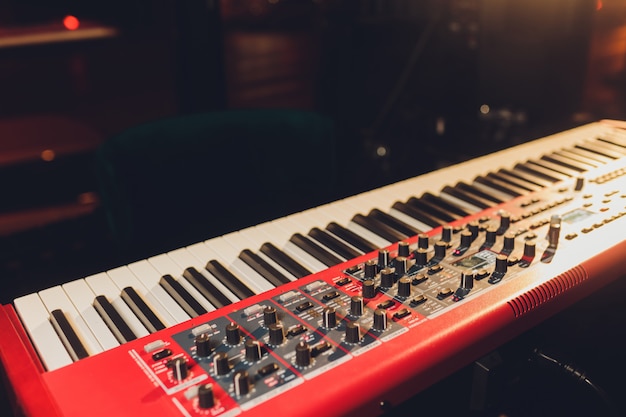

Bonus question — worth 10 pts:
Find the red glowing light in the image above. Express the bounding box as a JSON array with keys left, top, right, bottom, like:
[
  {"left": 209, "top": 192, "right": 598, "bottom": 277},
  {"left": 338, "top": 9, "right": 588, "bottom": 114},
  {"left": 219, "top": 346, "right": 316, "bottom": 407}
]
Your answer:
[
  {"left": 597, "top": 0, "right": 603, "bottom": 10},
  {"left": 63, "top": 15, "right": 80, "bottom": 31}
]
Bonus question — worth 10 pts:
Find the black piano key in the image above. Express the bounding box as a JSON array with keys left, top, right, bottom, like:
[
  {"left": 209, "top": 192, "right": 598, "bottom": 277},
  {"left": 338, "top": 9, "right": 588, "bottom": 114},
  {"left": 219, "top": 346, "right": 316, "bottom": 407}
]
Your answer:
[
  {"left": 564, "top": 146, "right": 612, "bottom": 163},
  {"left": 391, "top": 202, "right": 442, "bottom": 228},
  {"left": 260, "top": 242, "right": 312, "bottom": 279},
  {"left": 513, "top": 163, "right": 562, "bottom": 183},
  {"left": 442, "top": 185, "right": 492, "bottom": 209},
  {"left": 368, "top": 209, "right": 422, "bottom": 237},
  {"left": 552, "top": 150, "right": 599, "bottom": 168},
  {"left": 159, "top": 274, "right": 207, "bottom": 318},
  {"left": 406, "top": 197, "right": 456, "bottom": 223},
  {"left": 205, "top": 260, "right": 255, "bottom": 300},
  {"left": 325, "top": 222, "right": 378, "bottom": 253},
  {"left": 120, "top": 287, "right": 166, "bottom": 333},
  {"left": 527, "top": 159, "right": 579, "bottom": 177},
  {"left": 289, "top": 233, "right": 344, "bottom": 267},
  {"left": 421, "top": 192, "right": 471, "bottom": 217},
  {"left": 474, "top": 175, "right": 523, "bottom": 197},
  {"left": 521, "top": 161, "right": 571, "bottom": 180},
  {"left": 93, "top": 295, "right": 137, "bottom": 344},
  {"left": 454, "top": 182, "right": 503, "bottom": 204},
  {"left": 489, "top": 170, "right": 542, "bottom": 192},
  {"left": 484, "top": 173, "right": 531, "bottom": 195},
  {"left": 589, "top": 137, "right": 626, "bottom": 154},
  {"left": 500, "top": 167, "right": 553, "bottom": 188},
  {"left": 49, "top": 309, "right": 89, "bottom": 361},
  {"left": 575, "top": 143, "right": 621, "bottom": 159},
  {"left": 352, "top": 213, "right": 407, "bottom": 242},
  {"left": 239, "top": 249, "right": 292, "bottom": 287},
  {"left": 308, "top": 227, "right": 362, "bottom": 260},
  {"left": 540, "top": 154, "right": 590, "bottom": 172},
  {"left": 183, "top": 267, "right": 233, "bottom": 308},
  {"left": 598, "top": 134, "right": 626, "bottom": 148}
]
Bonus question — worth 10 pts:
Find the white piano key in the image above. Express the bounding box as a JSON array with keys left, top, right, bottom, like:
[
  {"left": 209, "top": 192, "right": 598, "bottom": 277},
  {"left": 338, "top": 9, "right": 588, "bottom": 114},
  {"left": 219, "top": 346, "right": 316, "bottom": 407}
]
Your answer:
[
  {"left": 168, "top": 247, "right": 240, "bottom": 303},
  {"left": 127, "top": 260, "right": 191, "bottom": 324},
  {"left": 85, "top": 273, "right": 150, "bottom": 339},
  {"left": 38, "top": 286, "right": 103, "bottom": 356},
  {"left": 62, "top": 279, "right": 120, "bottom": 351},
  {"left": 107, "top": 266, "right": 175, "bottom": 327},
  {"left": 13, "top": 293, "right": 73, "bottom": 371},
  {"left": 148, "top": 253, "right": 217, "bottom": 313}
]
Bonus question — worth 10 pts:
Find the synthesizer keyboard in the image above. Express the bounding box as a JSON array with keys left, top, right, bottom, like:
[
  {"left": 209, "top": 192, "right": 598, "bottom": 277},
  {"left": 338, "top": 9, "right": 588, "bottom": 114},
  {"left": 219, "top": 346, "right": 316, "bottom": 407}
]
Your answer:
[{"left": 2, "top": 120, "right": 626, "bottom": 417}]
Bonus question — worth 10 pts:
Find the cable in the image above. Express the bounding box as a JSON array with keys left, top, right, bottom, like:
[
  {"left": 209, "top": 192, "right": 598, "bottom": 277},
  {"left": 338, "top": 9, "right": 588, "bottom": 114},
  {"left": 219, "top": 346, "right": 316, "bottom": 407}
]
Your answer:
[{"left": 531, "top": 348, "right": 621, "bottom": 417}]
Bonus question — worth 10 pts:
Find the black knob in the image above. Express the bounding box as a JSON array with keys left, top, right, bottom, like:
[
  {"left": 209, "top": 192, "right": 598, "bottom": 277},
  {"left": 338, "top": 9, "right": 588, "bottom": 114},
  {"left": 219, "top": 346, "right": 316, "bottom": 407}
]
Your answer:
[
  {"left": 225, "top": 322, "right": 241, "bottom": 345},
  {"left": 499, "top": 212, "right": 511, "bottom": 233},
  {"left": 414, "top": 248, "right": 428, "bottom": 266},
  {"left": 397, "top": 276, "right": 411, "bottom": 297},
  {"left": 459, "top": 272, "right": 474, "bottom": 291},
  {"left": 363, "top": 259, "right": 378, "bottom": 279},
  {"left": 350, "top": 296, "right": 363, "bottom": 316},
  {"left": 394, "top": 256, "right": 408, "bottom": 276},
  {"left": 295, "top": 341, "right": 312, "bottom": 367},
  {"left": 194, "top": 333, "right": 211, "bottom": 357},
  {"left": 460, "top": 230, "right": 472, "bottom": 247},
  {"left": 169, "top": 357, "right": 188, "bottom": 381},
  {"left": 398, "top": 241, "right": 410, "bottom": 257},
  {"left": 503, "top": 232, "right": 515, "bottom": 251},
  {"left": 268, "top": 323, "right": 285, "bottom": 345},
  {"left": 441, "top": 225, "right": 453, "bottom": 242},
  {"left": 434, "top": 240, "right": 447, "bottom": 259},
  {"left": 485, "top": 226, "right": 497, "bottom": 245},
  {"left": 418, "top": 233, "right": 429, "bottom": 249},
  {"left": 495, "top": 254, "right": 508, "bottom": 274},
  {"left": 233, "top": 370, "right": 250, "bottom": 396},
  {"left": 345, "top": 322, "right": 361, "bottom": 343},
  {"left": 548, "top": 215, "right": 561, "bottom": 248},
  {"left": 523, "top": 241, "right": 536, "bottom": 258},
  {"left": 468, "top": 221, "right": 479, "bottom": 240},
  {"left": 362, "top": 279, "right": 376, "bottom": 298},
  {"left": 322, "top": 307, "right": 337, "bottom": 328},
  {"left": 378, "top": 249, "right": 390, "bottom": 268},
  {"left": 263, "top": 306, "right": 277, "bottom": 327},
  {"left": 373, "top": 309, "right": 388, "bottom": 331},
  {"left": 213, "top": 352, "right": 230, "bottom": 375},
  {"left": 574, "top": 176, "right": 585, "bottom": 191},
  {"left": 245, "top": 339, "right": 262, "bottom": 362},
  {"left": 380, "top": 268, "right": 395, "bottom": 288},
  {"left": 197, "top": 383, "right": 215, "bottom": 409}
]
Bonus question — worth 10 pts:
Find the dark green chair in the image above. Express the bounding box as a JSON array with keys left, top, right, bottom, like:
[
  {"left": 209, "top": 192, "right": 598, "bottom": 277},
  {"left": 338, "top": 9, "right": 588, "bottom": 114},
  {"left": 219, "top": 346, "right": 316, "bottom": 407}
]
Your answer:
[{"left": 95, "top": 109, "right": 336, "bottom": 256}]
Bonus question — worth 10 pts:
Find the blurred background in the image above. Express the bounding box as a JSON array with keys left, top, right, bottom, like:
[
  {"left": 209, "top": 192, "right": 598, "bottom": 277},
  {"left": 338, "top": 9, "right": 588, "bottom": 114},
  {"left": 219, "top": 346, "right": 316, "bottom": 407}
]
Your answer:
[{"left": 1, "top": 1, "right": 626, "bottom": 415}]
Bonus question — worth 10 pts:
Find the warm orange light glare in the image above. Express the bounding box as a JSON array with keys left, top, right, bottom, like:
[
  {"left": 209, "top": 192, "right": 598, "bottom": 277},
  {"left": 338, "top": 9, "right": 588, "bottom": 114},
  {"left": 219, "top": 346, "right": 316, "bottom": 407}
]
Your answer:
[
  {"left": 41, "top": 149, "right": 55, "bottom": 162},
  {"left": 63, "top": 15, "right": 80, "bottom": 31},
  {"left": 597, "top": 0, "right": 603, "bottom": 11}
]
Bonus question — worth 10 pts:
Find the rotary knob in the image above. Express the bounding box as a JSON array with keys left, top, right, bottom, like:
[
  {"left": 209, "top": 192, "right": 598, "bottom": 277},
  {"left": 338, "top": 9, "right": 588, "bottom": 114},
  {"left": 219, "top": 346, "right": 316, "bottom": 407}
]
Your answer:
[
  {"left": 245, "top": 339, "right": 262, "bottom": 362},
  {"left": 263, "top": 306, "right": 278, "bottom": 327},
  {"left": 345, "top": 322, "right": 361, "bottom": 344},
  {"left": 523, "top": 241, "right": 536, "bottom": 258},
  {"left": 441, "top": 225, "right": 453, "bottom": 242},
  {"left": 268, "top": 323, "right": 285, "bottom": 345},
  {"left": 398, "top": 241, "right": 410, "bottom": 257},
  {"left": 394, "top": 256, "right": 408, "bottom": 276},
  {"left": 233, "top": 370, "right": 250, "bottom": 397},
  {"left": 503, "top": 232, "right": 515, "bottom": 252},
  {"left": 414, "top": 248, "right": 428, "bottom": 266},
  {"left": 225, "top": 322, "right": 241, "bottom": 345},
  {"left": 378, "top": 249, "right": 390, "bottom": 268},
  {"left": 460, "top": 230, "right": 472, "bottom": 247},
  {"left": 213, "top": 352, "right": 231, "bottom": 375},
  {"left": 363, "top": 259, "right": 378, "bottom": 279},
  {"left": 373, "top": 309, "right": 388, "bottom": 331},
  {"left": 468, "top": 221, "right": 479, "bottom": 240},
  {"left": 380, "top": 268, "right": 395, "bottom": 288},
  {"left": 295, "top": 341, "right": 312, "bottom": 367},
  {"left": 433, "top": 240, "right": 447, "bottom": 259},
  {"left": 350, "top": 296, "right": 364, "bottom": 316},
  {"left": 548, "top": 215, "right": 561, "bottom": 248},
  {"left": 197, "top": 383, "right": 215, "bottom": 409},
  {"left": 418, "top": 233, "right": 429, "bottom": 249},
  {"left": 194, "top": 333, "right": 212, "bottom": 357},
  {"left": 362, "top": 279, "right": 376, "bottom": 299},
  {"left": 322, "top": 307, "right": 337, "bottom": 328},
  {"left": 495, "top": 254, "right": 508, "bottom": 274},
  {"left": 397, "top": 276, "right": 411, "bottom": 297},
  {"left": 498, "top": 212, "right": 511, "bottom": 233},
  {"left": 169, "top": 357, "right": 188, "bottom": 381},
  {"left": 485, "top": 226, "right": 497, "bottom": 246}
]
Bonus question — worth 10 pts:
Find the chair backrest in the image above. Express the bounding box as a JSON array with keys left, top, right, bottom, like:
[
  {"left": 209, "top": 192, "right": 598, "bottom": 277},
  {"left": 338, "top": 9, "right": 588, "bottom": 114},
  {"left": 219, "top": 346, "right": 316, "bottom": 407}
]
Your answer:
[{"left": 95, "top": 109, "right": 336, "bottom": 254}]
